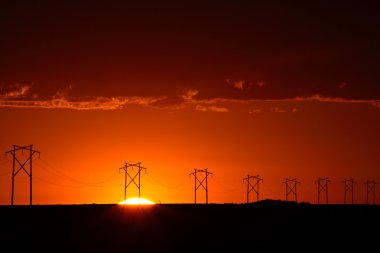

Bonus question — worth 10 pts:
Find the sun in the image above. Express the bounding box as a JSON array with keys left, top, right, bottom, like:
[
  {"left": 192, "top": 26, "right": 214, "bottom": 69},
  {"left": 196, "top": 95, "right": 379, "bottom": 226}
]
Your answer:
[{"left": 118, "top": 197, "right": 155, "bottom": 205}]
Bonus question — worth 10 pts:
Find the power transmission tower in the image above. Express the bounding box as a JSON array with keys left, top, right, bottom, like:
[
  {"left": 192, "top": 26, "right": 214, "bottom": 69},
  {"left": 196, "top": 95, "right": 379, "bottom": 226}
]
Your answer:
[
  {"left": 283, "top": 178, "right": 300, "bottom": 202},
  {"left": 243, "top": 174, "right": 263, "bottom": 203},
  {"left": 315, "top": 177, "right": 330, "bottom": 204},
  {"left": 189, "top": 168, "right": 213, "bottom": 204},
  {"left": 365, "top": 180, "right": 376, "bottom": 205},
  {"left": 343, "top": 178, "right": 355, "bottom": 204},
  {"left": 5, "top": 145, "right": 40, "bottom": 206},
  {"left": 119, "top": 162, "right": 147, "bottom": 202}
]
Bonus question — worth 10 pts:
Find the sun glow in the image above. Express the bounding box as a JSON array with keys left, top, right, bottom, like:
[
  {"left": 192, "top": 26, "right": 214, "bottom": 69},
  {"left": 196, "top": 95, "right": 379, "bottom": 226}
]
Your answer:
[{"left": 118, "top": 197, "right": 155, "bottom": 205}]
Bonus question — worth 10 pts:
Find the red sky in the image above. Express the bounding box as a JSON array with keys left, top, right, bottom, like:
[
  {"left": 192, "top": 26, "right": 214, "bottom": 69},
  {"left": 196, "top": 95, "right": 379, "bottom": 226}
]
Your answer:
[{"left": 0, "top": 0, "right": 379, "bottom": 204}]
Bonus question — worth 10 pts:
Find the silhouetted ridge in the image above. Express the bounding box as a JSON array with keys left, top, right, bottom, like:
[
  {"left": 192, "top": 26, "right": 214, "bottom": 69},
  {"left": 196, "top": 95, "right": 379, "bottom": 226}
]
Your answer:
[
  {"left": 253, "top": 199, "right": 311, "bottom": 206},
  {"left": 0, "top": 203, "right": 378, "bottom": 253}
]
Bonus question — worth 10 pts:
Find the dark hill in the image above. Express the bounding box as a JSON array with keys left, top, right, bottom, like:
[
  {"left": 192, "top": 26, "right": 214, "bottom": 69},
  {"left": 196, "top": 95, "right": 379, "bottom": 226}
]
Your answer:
[{"left": 0, "top": 202, "right": 379, "bottom": 252}]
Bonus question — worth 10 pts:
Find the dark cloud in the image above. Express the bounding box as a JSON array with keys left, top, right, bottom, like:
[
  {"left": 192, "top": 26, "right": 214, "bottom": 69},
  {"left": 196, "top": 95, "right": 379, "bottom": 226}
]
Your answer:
[{"left": 0, "top": 0, "right": 379, "bottom": 100}]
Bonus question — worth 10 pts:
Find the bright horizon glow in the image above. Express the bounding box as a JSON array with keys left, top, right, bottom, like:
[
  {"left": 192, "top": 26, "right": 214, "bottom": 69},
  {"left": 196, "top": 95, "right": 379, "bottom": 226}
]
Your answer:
[{"left": 118, "top": 197, "right": 155, "bottom": 205}]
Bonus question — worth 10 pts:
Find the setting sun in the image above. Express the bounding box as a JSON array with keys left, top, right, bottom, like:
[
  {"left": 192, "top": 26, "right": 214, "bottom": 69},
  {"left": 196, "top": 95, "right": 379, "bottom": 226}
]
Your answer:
[{"left": 118, "top": 197, "right": 155, "bottom": 205}]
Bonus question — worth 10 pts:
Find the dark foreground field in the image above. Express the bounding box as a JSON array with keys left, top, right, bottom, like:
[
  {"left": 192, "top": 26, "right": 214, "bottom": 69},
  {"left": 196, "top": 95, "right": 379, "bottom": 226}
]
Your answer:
[{"left": 1, "top": 201, "right": 379, "bottom": 252}]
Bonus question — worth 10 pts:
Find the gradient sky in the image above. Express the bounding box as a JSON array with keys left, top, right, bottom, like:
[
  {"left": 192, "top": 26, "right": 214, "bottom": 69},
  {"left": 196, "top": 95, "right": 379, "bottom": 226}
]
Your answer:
[{"left": 0, "top": 0, "right": 379, "bottom": 205}]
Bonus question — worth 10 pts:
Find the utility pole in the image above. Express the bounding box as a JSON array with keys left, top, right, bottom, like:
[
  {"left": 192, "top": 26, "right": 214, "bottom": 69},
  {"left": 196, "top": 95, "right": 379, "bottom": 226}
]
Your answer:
[
  {"left": 119, "top": 162, "right": 147, "bottom": 202},
  {"left": 243, "top": 174, "right": 263, "bottom": 203},
  {"left": 315, "top": 177, "right": 330, "bottom": 204},
  {"left": 364, "top": 180, "right": 376, "bottom": 205},
  {"left": 343, "top": 178, "right": 355, "bottom": 204},
  {"left": 5, "top": 145, "right": 40, "bottom": 206},
  {"left": 189, "top": 168, "right": 213, "bottom": 204},
  {"left": 283, "top": 178, "right": 300, "bottom": 202}
]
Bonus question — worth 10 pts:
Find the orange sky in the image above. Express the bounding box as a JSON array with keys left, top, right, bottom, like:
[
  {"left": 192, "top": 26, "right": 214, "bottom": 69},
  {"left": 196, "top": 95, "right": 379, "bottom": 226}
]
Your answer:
[
  {"left": 0, "top": 1, "right": 380, "bottom": 205},
  {"left": 0, "top": 99, "right": 379, "bottom": 205}
]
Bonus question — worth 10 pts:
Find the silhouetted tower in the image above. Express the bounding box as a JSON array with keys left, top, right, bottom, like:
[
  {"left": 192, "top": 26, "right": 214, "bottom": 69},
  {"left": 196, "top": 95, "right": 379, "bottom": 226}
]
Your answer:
[
  {"left": 119, "top": 162, "right": 147, "bottom": 202},
  {"left": 5, "top": 145, "right": 40, "bottom": 206},
  {"left": 315, "top": 177, "right": 330, "bottom": 204},
  {"left": 189, "top": 168, "right": 213, "bottom": 204},
  {"left": 283, "top": 178, "right": 300, "bottom": 202},
  {"left": 343, "top": 178, "right": 355, "bottom": 204},
  {"left": 243, "top": 174, "right": 263, "bottom": 203},
  {"left": 364, "top": 180, "right": 376, "bottom": 205}
]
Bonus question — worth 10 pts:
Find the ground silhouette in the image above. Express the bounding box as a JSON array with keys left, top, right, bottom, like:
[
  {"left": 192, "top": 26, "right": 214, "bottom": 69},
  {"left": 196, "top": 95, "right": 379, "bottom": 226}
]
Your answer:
[{"left": 0, "top": 200, "right": 379, "bottom": 252}]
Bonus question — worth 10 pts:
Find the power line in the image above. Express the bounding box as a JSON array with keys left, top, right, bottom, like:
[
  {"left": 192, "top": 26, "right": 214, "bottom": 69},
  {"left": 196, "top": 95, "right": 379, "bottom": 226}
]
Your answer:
[
  {"left": 34, "top": 175, "right": 87, "bottom": 189},
  {"left": 283, "top": 178, "right": 300, "bottom": 202},
  {"left": 119, "top": 162, "right": 147, "bottom": 202},
  {"left": 144, "top": 175, "right": 188, "bottom": 190},
  {"left": 243, "top": 174, "right": 263, "bottom": 203},
  {"left": 315, "top": 177, "right": 330, "bottom": 204},
  {"left": 364, "top": 180, "right": 376, "bottom": 205},
  {"left": 343, "top": 178, "right": 355, "bottom": 205},
  {"left": 36, "top": 158, "right": 119, "bottom": 187},
  {"left": 189, "top": 168, "right": 213, "bottom": 204},
  {"left": 5, "top": 145, "right": 40, "bottom": 206},
  {"left": 212, "top": 176, "right": 240, "bottom": 193}
]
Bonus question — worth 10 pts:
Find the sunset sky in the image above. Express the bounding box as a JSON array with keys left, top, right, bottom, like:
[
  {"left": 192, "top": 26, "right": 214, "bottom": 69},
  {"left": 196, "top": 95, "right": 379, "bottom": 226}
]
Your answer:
[{"left": 0, "top": 1, "right": 379, "bottom": 205}]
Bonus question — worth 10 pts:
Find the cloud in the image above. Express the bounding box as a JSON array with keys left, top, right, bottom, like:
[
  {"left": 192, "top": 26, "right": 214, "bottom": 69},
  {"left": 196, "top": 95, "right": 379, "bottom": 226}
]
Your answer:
[
  {"left": 291, "top": 94, "right": 380, "bottom": 110},
  {"left": 226, "top": 79, "right": 265, "bottom": 91},
  {"left": 0, "top": 85, "right": 167, "bottom": 110},
  {"left": 227, "top": 78, "right": 245, "bottom": 90},
  {"left": 195, "top": 105, "right": 207, "bottom": 112},
  {"left": 293, "top": 94, "right": 375, "bottom": 104},
  {"left": 209, "top": 106, "right": 229, "bottom": 113},
  {"left": 0, "top": 83, "right": 171, "bottom": 110},
  {"left": 52, "top": 85, "right": 73, "bottom": 99},
  {"left": 0, "top": 84, "right": 32, "bottom": 98},
  {"left": 0, "top": 85, "right": 230, "bottom": 112},
  {"left": 195, "top": 105, "right": 229, "bottom": 113},
  {"left": 169, "top": 90, "right": 231, "bottom": 113},
  {"left": 0, "top": 96, "right": 166, "bottom": 110},
  {"left": 0, "top": 84, "right": 379, "bottom": 112},
  {"left": 248, "top": 107, "right": 298, "bottom": 114},
  {"left": 233, "top": 80, "right": 245, "bottom": 90},
  {"left": 181, "top": 89, "right": 199, "bottom": 100}
]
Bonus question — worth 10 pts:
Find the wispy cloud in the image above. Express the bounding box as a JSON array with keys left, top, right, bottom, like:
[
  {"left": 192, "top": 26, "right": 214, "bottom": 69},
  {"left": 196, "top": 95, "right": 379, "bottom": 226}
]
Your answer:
[
  {"left": 0, "top": 85, "right": 228, "bottom": 112},
  {"left": 226, "top": 79, "right": 265, "bottom": 90},
  {"left": 52, "top": 85, "right": 73, "bottom": 99},
  {"left": 0, "top": 96, "right": 167, "bottom": 110},
  {"left": 0, "top": 84, "right": 379, "bottom": 112},
  {"left": 293, "top": 94, "right": 380, "bottom": 106},
  {"left": 181, "top": 89, "right": 199, "bottom": 100},
  {"left": 179, "top": 89, "right": 230, "bottom": 112},
  {"left": 195, "top": 105, "right": 229, "bottom": 113},
  {"left": 0, "top": 83, "right": 167, "bottom": 110},
  {"left": 233, "top": 80, "right": 245, "bottom": 90},
  {"left": 0, "top": 84, "right": 32, "bottom": 98}
]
